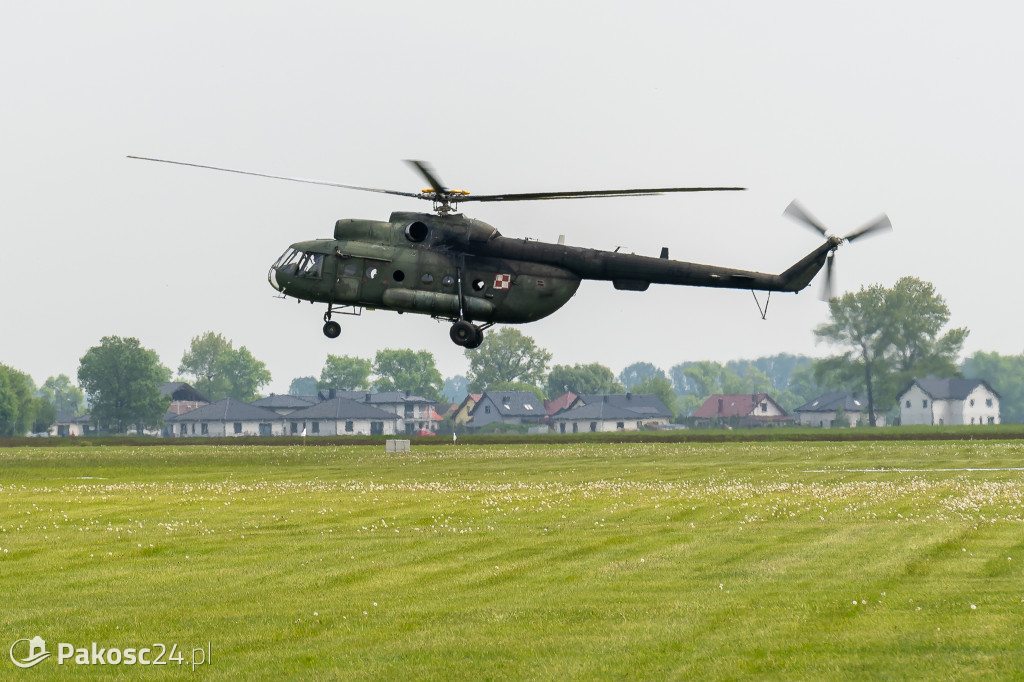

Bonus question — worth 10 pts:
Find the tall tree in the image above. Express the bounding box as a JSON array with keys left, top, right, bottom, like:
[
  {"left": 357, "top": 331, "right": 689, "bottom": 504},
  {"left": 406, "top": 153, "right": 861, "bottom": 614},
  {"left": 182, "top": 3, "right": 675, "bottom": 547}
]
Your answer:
[
  {"left": 618, "top": 362, "right": 667, "bottom": 390},
  {"left": 318, "top": 355, "right": 372, "bottom": 391},
  {"left": 178, "top": 332, "right": 272, "bottom": 401},
  {"left": 39, "top": 374, "right": 85, "bottom": 416},
  {"left": 547, "top": 363, "right": 624, "bottom": 398},
  {"left": 443, "top": 375, "right": 469, "bottom": 404},
  {"left": 372, "top": 349, "right": 444, "bottom": 401},
  {"left": 814, "top": 277, "right": 967, "bottom": 425},
  {"left": 78, "top": 336, "right": 171, "bottom": 433},
  {"left": 0, "top": 365, "right": 38, "bottom": 436},
  {"left": 466, "top": 329, "right": 551, "bottom": 392}
]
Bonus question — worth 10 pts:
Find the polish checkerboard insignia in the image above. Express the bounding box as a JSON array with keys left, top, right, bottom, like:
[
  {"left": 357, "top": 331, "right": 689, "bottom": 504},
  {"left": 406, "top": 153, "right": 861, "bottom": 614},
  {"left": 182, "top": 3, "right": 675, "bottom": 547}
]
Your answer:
[{"left": 493, "top": 273, "right": 511, "bottom": 290}]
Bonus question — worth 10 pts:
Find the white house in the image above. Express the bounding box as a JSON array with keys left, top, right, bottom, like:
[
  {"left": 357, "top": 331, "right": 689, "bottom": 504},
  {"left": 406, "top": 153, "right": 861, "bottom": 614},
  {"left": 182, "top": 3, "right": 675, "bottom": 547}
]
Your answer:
[
  {"left": 898, "top": 378, "right": 1000, "bottom": 426},
  {"left": 794, "top": 392, "right": 886, "bottom": 428},
  {"left": 165, "top": 399, "right": 285, "bottom": 437},
  {"left": 285, "top": 397, "right": 401, "bottom": 436},
  {"left": 319, "top": 390, "right": 437, "bottom": 434}
]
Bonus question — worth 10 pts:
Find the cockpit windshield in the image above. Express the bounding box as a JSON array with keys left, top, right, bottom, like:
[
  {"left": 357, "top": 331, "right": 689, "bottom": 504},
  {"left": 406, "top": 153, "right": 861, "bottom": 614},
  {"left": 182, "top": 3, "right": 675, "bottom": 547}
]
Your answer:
[{"left": 272, "top": 249, "right": 323, "bottom": 278}]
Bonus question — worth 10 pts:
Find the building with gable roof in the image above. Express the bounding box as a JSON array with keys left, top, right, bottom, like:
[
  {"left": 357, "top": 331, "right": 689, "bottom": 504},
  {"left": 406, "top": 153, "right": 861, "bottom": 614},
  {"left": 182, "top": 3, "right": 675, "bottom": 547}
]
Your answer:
[
  {"left": 250, "top": 394, "right": 317, "bottom": 416},
  {"left": 794, "top": 392, "right": 886, "bottom": 428},
  {"left": 164, "top": 398, "right": 284, "bottom": 437},
  {"left": 317, "top": 389, "right": 437, "bottom": 433},
  {"left": 468, "top": 391, "right": 546, "bottom": 430},
  {"left": 898, "top": 378, "right": 999, "bottom": 426},
  {"left": 284, "top": 397, "right": 401, "bottom": 436},
  {"left": 692, "top": 393, "right": 792, "bottom": 428}
]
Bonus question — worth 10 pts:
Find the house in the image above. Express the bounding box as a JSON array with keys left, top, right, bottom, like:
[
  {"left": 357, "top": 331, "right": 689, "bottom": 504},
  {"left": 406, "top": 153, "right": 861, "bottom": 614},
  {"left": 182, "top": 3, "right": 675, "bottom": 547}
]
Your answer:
[
  {"left": 50, "top": 413, "right": 96, "bottom": 437},
  {"left": 318, "top": 390, "right": 437, "bottom": 434},
  {"left": 569, "top": 393, "right": 673, "bottom": 426},
  {"left": 794, "top": 392, "right": 886, "bottom": 428},
  {"left": 285, "top": 397, "right": 401, "bottom": 436},
  {"left": 544, "top": 391, "right": 578, "bottom": 416},
  {"left": 898, "top": 378, "right": 1000, "bottom": 426},
  {"left": 165, "top": 398, "right": 284, "bottom": 437},
  {"left": 550, "top": 397, "right": 657, "bottom": 433},
  {"left": 467, "top": 391, "right": 547, "bottom": 430},
  {"left": 451, "top": 393, "right": 483, "bottom": 427},
  {"left": 692, "top": 393, "right": 792, "bottom": 427}
]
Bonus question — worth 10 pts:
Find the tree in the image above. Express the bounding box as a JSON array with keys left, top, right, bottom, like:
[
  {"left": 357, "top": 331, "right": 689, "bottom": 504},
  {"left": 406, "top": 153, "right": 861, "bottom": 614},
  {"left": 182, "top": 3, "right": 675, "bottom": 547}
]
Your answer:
[
  {"left": 78, "top": 336, "right": 171, "bottom": 434},
  {"left": 466, "top": 329, "right": 551, "bottom": 392},
  {"left": 546, "top": 363, "right": 624, "bottom": 397},
  {"left": 618, "top": 362, "right": 667, "bottom": 390},
  {"left": 288, "top": 376, "right": 319, "bottom": 396},
  {"left": 814, "top": 277, "right": 967, "bottom": 425},
  {"left": 963, "top": 351, "right": 1024, "bottom": 423},
  {"left": 39, "top": 374, "right": 85, "bottom": 416},
  {"left": 318, "top": 355, "right": 372, "bottom": 391},
  {"left": 372, "top": 349, "right": 444, "bottom": 401},
  {"left": 224, "top": 346, "right": 272, "bottom": 402},
  {"left": 178, "top": 332, "right": 272, "bottom": 401},
  {"left": 0, "top": 365, "right": 38, "bottom": 436}
]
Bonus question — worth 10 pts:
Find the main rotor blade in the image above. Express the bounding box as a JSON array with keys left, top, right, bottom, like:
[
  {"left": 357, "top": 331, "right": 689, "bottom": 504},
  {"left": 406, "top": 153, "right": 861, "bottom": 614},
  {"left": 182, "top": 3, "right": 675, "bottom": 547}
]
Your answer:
[
  {"left": 404, "top": 159, "right": 449, "bottom": 195},
  {"left": 127, "top": 156, "right": 425, "bottom": 199},
  {"left": 462, "top": 187, "right": 745, "bottom": 203},
  {"left": 844, "top": 214, "right": 893, "bottom": 243},
  {"left": 783, "top": 199, "right": 829, "bottom": 237},
  {"left": 820, "top": 253, "right": 836, "bottom": 301}
]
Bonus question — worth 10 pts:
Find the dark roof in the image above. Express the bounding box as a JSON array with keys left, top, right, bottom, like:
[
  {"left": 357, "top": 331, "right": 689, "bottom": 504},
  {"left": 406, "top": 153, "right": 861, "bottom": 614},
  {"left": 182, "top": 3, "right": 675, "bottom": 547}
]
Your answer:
[
  {"left": 795, "top": 392, "right": 870, "bottom": 413},
  {"left": 317, "top": 389, "right": 436, "bottom": 405},
  {"left": 550, "top": 401, "right": 648, "bottom": 421},
  {"left": 250, "top": 394, "right": 317, "bottom": 409},
  {"left": 165, "top": 398, "right": 280, "bottom": 423},
  {"left": 288, "top": 397, "right": 401, "bottom": 421},
  {"left": 575, "top": 393, "right": 673, "bottom": 419},
  {"left": 906, "top": 378, "right": 999, "bottom": 401},
  {"left": 475, "top": 391, "right": 545, "bottom": 417},
  {"left": 160, "top": 382, "right": 208, "bottom": 403}
]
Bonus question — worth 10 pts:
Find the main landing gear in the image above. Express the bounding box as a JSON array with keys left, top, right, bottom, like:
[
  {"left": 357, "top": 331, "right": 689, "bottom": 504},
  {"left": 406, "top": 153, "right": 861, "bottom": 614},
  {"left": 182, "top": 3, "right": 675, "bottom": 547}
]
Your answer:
[
  {"left": 450, "top": 320, "right": 485, "bottom": 349},
  {"left": 322, "top": 309, "right": 341, "bottom": 339}
]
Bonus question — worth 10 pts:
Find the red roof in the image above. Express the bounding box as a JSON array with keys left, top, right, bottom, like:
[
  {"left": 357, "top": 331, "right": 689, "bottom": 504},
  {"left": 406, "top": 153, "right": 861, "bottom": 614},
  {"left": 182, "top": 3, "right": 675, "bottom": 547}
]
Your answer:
[
  {"left": 693, "top": 394, "right": 772, "bottom": 419},
  {"left": 544, "top": 391, "right": 578, "bottom": 416}
]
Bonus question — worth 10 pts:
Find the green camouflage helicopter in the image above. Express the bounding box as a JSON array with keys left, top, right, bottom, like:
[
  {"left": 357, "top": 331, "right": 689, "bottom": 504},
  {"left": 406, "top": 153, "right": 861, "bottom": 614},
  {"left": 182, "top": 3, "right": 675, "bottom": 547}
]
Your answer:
[{"left": 129, "top": 157, "right": 891, "bottom": 348}]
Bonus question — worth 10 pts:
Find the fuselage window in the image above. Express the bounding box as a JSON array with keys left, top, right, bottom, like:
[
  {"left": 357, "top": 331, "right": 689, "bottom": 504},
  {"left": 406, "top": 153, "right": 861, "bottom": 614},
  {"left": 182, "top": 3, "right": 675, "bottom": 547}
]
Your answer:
[
  {"left": 421, "top": 273, "right": 434, "bottom": 285},
  {"left": 366, "top": 266, "right": 379, "bottom": 280},
  {"left": 393, "top": 270, "right": 406, "bottom": 282},
  {"left": 472, "top": 279, "right": 485, "bottom": 291},
  {"left": 442, "top": 275, "right": 455, "bottom": 287},
  {"left": 343, "top": 263, "right": 358, "bottom": 276}
]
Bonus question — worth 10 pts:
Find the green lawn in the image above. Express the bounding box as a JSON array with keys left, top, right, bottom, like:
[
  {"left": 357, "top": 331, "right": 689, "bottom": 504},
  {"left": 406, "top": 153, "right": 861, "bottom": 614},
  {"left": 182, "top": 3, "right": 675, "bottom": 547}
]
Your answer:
[{"left": 2, "top": 441, "right": 1024, "bottom": 679}]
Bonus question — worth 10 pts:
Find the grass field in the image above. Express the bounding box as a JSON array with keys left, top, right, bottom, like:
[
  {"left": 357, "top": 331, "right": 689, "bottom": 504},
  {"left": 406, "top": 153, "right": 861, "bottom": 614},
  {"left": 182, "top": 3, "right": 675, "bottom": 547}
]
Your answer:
[{"left": 3, "top": 440, "right": 1024, "bottom": 679}]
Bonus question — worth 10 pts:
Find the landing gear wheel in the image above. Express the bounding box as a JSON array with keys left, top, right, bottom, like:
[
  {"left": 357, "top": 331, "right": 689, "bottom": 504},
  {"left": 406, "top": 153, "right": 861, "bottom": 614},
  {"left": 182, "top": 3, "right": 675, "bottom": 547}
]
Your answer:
[
  {"left": 449, "top": 320, "right": 478, "bottom": 347},
  {"left": 323, "top": 320, "right": 341, "bottom": 339},
  {"left": 465, "top": 326, "right": 484, "bottom": 349}
]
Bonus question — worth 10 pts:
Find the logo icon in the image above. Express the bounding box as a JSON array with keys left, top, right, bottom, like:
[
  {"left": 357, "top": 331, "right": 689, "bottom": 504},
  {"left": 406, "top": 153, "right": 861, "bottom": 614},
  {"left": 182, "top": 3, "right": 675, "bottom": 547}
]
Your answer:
[
  {"left": 493, "top": 273, "right": 511, "bottom": 290},
  {"left": 10, "top": 636, "right": 51, "bottom": 668}
]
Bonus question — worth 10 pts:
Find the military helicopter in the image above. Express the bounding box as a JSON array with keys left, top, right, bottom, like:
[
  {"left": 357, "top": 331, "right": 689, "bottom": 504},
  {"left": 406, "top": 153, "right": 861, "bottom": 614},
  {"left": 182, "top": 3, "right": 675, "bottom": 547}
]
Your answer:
[{"left": 129, "top": 157, "right": 891, "bottom": 348}]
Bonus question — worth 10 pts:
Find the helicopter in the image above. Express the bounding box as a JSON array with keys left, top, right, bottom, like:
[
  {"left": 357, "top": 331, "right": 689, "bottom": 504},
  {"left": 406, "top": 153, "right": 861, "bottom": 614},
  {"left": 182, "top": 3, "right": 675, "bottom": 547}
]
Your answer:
[{"left": 129, "top": 157, "right": 892, "bottom": 348}]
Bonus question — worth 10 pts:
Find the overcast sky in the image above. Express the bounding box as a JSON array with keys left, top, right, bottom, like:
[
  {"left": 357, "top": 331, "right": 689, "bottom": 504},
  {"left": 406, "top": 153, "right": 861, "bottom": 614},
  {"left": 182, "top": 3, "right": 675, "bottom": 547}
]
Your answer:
[{"left": 3, "top": 1, "right": 1022, "bottom": 394}]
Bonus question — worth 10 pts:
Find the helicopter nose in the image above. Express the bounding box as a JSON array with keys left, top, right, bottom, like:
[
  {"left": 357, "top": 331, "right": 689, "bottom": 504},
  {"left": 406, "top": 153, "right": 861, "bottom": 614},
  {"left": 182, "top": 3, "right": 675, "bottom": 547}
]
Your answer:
[{"left": 268, "top": 265, "right": 283, "bottom": 291}]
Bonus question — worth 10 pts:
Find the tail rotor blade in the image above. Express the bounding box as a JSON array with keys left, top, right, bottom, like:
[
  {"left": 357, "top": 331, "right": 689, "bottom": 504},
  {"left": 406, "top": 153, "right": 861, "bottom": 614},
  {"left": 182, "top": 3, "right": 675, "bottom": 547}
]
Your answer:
[
  {"left": 783, "top": 199, "right": 829, "bottom": 237},
  {"left": 844, "top": 214, "right": 892, "bottom": 243},
  {"left": 820, "top": 254, "right": 836, "bottom": 301}
]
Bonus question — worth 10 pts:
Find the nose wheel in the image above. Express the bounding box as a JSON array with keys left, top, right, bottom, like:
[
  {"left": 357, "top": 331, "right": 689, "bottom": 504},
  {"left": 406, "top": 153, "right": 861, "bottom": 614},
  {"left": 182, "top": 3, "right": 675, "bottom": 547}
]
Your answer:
[
  {"left": 323, "top": 320, "right": 341, "bottom": 339},
  {"left": 450, "top": 320, "right": 484, "bottom": 348}
]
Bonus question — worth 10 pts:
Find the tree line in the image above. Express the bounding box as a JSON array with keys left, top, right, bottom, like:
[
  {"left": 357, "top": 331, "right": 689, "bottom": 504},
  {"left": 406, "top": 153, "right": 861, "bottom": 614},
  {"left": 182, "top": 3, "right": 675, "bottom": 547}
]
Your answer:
[{"left": 3, "top": 276, "right": 1024, "bottom": 435}]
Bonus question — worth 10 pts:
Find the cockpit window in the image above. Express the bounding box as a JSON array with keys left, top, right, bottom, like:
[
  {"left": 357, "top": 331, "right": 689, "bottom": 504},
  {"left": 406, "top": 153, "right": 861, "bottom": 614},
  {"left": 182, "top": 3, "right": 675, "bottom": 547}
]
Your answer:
[
  {"left": 273, "top": 248, "right": 300, "bottom": 272},
  {"left": 296, "top": 252, "right": 324, "bottom": 278}
]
